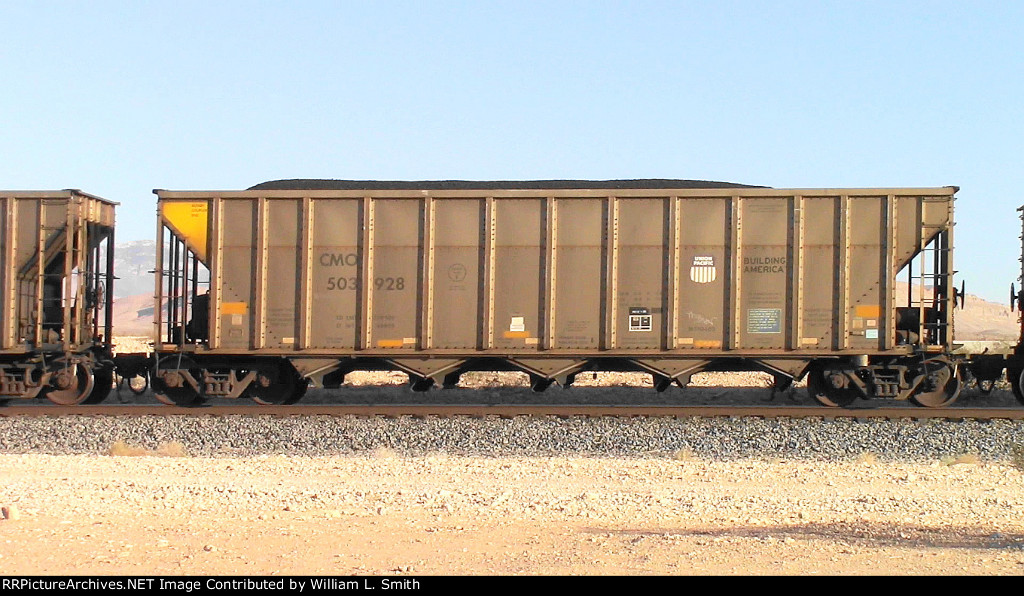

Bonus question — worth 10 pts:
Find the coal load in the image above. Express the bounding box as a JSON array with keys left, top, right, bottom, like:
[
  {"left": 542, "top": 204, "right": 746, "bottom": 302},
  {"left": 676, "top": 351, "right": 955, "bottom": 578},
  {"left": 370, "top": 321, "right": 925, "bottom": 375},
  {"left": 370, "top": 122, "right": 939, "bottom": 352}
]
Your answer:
[{"left": 248, "top": 179, "right": 765, "bottom": 191}]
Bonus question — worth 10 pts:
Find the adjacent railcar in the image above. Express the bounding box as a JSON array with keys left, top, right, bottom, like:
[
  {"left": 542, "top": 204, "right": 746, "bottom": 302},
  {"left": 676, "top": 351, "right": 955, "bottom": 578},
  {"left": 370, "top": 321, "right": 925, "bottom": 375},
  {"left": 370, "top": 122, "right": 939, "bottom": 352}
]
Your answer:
[
  {"left": 0, "top": 190, "right": 117, "bottom": 404},
  {"left": 1002, "top": 206, "right": 1024, "bottom": 402},
  {"left": 150, "top": 180, "right": 961, "bottom": 408},
  {"left": 964, "top": 204, "right": 1024, "bottom": 406}
]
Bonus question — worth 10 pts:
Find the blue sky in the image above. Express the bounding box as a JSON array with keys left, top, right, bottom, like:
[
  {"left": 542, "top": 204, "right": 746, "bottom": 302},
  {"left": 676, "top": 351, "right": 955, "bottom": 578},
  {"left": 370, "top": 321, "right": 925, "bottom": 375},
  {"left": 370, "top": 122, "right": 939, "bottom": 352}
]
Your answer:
[{"left": 1, "top": 1, "right": 1022, "bottom": 301}]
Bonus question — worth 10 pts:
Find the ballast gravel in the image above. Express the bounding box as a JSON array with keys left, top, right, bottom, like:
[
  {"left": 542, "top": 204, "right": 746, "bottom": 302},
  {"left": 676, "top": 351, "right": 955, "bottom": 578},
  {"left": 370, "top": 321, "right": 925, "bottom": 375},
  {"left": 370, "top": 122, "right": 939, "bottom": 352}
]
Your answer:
[{"left": 0, "top": 413, "right": 1022, "bottom": 462}]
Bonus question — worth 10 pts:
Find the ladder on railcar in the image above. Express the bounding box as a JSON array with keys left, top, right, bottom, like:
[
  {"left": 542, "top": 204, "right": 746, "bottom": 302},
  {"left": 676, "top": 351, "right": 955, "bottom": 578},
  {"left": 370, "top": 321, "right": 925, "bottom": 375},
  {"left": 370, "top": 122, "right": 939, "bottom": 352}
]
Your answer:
[{"left": 907, "top": 219, "right": 953, "bottom": 348}]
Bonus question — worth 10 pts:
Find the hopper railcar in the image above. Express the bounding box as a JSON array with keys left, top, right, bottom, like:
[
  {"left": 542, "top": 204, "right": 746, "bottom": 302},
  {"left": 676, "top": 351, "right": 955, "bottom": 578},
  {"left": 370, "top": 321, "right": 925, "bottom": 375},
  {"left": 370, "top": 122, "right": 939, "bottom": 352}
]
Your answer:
[
  {"left": 998, "top": 205, "right": 1024, "bottom": 403},
  {"left": 148, "top": 180, "right": 963, "bottom": 408},
  {"left": 0, "top": 190, "right": 117, "bottom": 404},
  {"left": 954, "top": 204, "right": 1024, "bottom": 406}
]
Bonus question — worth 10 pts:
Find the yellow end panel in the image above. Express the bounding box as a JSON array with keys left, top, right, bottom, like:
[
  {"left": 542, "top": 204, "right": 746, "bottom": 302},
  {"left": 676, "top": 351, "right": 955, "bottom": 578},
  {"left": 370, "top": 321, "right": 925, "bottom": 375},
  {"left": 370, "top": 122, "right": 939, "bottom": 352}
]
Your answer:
[{"left": 162, "top": 201, "right": 209, "bottom": 263}]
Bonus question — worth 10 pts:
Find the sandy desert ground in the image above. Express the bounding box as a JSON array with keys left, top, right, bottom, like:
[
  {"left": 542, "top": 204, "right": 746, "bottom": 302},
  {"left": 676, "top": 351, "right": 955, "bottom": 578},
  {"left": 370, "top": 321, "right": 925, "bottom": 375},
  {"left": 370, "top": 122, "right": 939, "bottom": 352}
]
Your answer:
[{"left": 1, "top": 452, "right": 1023, "bottom": 576}]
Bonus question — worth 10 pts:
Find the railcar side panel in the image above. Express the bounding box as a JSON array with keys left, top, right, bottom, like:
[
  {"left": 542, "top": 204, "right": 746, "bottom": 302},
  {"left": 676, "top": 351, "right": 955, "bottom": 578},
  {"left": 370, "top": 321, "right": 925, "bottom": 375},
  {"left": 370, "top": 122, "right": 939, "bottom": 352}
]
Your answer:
[
  {"left": 846, "top": 197, "right": 885, "bottom": 352},
  {"left": 14, "top": 201, "right": 40, "bottom": 348},
  {"left": 218, "top": 200, "right": 255, "bottom": 349},
  {"left": 310, "top": 199, "right": 361, "bottom": 349},
  {"left": 370, "top": 199, "right": 422, "bottom": 350},
  {"left": 799, "top": 197, "right": 838, "bottom": 350},
  {"left": 616, "top": 198, "right": 668, "bottom": 350},
  {"left": 553, "top": 198, "right": 603, "bottom": 350},
  {"left": 676, "top": 198, "right": 727, "bottom": 350},
  {"left": 492, "top": 199, "right": 544, "bottom": 350},
  {"left": 432, "top": 199, "right": 484, "bottom": 349},
  {"left": 737, "top": 197, "right": 789, "bottom": 350},
  {"left": 265, "top": 200, "right": 302, "bottom": 349}
]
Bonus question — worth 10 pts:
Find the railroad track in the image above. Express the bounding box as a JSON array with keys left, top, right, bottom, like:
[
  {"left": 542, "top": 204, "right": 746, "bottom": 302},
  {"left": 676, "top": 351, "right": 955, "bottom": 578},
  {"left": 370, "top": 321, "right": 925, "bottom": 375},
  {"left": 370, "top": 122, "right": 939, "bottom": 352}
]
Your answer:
[{"left": 1, "top": 404, "right": 1023, "bottom": 420}]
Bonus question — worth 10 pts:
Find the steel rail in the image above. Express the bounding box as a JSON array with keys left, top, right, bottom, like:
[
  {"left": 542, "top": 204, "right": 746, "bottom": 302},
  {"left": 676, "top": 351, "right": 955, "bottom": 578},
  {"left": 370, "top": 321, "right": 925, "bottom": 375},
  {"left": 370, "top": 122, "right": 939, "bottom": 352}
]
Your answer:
[{"left": 1, "top": 404, "right": 1022, "bottom": 420}]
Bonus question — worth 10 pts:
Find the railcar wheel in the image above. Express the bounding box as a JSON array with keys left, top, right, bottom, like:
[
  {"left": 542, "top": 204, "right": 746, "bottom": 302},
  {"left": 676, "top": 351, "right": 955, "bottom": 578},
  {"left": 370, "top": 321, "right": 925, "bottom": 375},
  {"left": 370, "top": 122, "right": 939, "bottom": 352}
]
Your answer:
[
  {"left": 249, "top": 363, "right": 303, "bottom": 405},
  {"left": 44, "top": 364, "right": 95, "bottom": 406},
  {"left": 806, "top": 364, "right": 858, "bottom": 408},
  {"left": 1009, "top": 367, "right": 1024, "bottom": 405},
  {"left": 83, "top": 366, "right": 114, "bottom": 404},
  {"left": 153, "top": 380, "right": 200, "bottom": 406},
  {"left": 910, "top": 359, "right": 962, "bottom": 408},
  {"left": 152, "top": 357, "right": 201, "bottom": 406}
]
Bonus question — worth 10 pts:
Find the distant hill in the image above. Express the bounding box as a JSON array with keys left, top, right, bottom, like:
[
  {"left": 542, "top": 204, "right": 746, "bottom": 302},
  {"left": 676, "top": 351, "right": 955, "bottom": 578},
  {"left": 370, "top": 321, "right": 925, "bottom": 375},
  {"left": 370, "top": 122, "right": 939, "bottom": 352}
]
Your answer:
[
  {"left": 952, "top": 293, "right": 1020, "bottom": 341},
  {"left": 113, "top": 240, "right": 156, "bottom": 298},
  {"left": 893, "top": 281, "right": 1019, "bottom": 341},
  {"left": 112, "top": 293, "right": 155, "bottom": 336}
]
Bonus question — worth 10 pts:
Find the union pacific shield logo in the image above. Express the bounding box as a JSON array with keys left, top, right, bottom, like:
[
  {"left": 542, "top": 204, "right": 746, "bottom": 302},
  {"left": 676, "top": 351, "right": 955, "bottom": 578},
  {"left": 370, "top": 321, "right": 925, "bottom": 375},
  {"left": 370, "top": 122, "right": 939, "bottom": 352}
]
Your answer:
[{"left": 690, "top": 255, "right": 716, "bottom": 283}]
